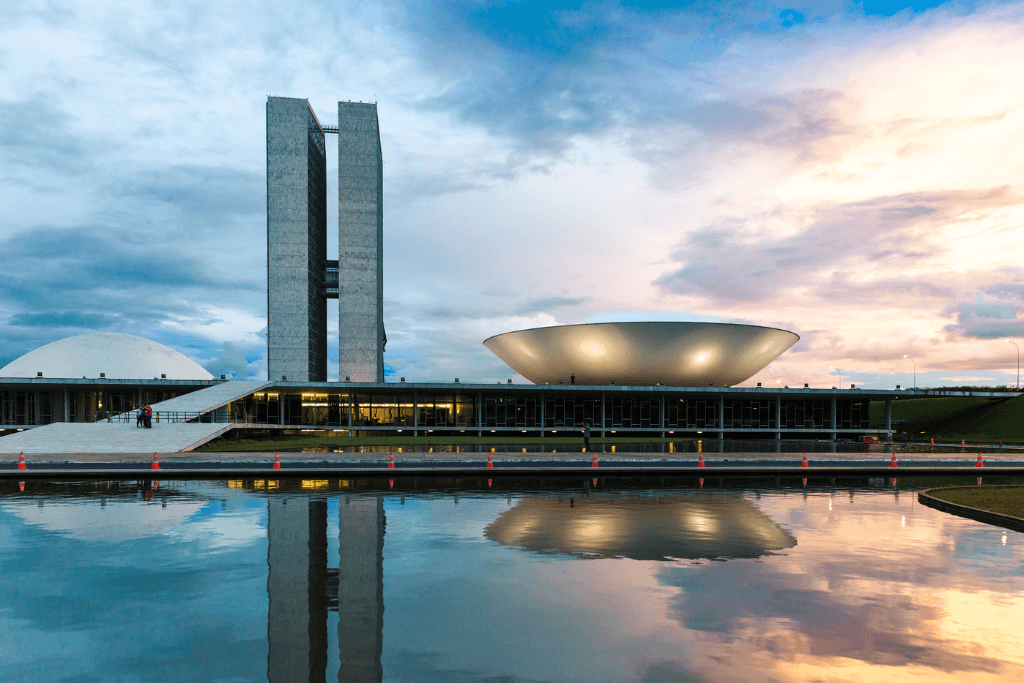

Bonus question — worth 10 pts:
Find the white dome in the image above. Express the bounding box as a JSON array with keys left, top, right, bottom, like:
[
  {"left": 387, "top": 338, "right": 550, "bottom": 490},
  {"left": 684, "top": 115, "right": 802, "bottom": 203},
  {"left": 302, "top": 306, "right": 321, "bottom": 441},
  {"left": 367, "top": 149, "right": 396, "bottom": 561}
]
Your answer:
[{"left": 0, "top": 333, "right": 215, "bottom": 380}]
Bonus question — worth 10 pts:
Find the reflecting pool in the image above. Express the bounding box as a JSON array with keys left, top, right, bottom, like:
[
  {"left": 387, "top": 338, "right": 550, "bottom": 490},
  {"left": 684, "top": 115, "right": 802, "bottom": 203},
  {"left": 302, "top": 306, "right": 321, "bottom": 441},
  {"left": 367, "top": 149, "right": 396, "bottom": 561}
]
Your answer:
[{"left": 2, "top": 478, "right": 1023, "bottom": 682}]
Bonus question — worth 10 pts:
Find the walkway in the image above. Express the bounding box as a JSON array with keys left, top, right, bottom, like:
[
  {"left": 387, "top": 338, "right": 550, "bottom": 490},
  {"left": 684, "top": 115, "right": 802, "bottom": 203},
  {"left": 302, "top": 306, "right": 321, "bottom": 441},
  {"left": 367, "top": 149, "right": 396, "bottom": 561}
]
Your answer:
[{"left": 0, "top": 421, "right": 232, "bottom": 454}]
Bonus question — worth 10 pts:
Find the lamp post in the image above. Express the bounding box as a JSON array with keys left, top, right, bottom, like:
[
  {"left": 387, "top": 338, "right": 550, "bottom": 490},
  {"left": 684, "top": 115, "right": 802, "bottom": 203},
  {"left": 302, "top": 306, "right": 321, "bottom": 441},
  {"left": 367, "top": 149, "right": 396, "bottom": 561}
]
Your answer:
[
  {"left": 1008, "top": 340, "right": 1020, "bottom": 390},
  {"left": 903, "top": 355, "right": 915, "bottom": 390},
  {"left": 830, "top": 366, "right": 842, "bottom": 387}
]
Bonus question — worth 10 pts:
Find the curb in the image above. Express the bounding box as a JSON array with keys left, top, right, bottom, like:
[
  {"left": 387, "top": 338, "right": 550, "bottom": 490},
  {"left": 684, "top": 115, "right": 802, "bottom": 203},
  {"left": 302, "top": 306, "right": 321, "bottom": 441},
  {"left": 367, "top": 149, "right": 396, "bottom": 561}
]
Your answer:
[
  {"left": 6, "top": 465, "right": 1024, "bottom": 480},
  {"left": 918, "top": 486, "right": 1024, "bottom": 533}
]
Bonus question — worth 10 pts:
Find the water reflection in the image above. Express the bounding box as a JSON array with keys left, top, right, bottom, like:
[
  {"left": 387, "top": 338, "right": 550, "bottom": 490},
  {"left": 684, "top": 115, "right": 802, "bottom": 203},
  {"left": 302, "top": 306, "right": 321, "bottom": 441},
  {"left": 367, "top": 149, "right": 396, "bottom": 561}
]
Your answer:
[
  {"left": 485, "top": 493, "right": 796, "bottom": 560},
  {"left": 267, "top": 495, "right": 384, "bottom": 683},
  {"left": 2, "top": 479, "right": 1023, "bottom": 682}
]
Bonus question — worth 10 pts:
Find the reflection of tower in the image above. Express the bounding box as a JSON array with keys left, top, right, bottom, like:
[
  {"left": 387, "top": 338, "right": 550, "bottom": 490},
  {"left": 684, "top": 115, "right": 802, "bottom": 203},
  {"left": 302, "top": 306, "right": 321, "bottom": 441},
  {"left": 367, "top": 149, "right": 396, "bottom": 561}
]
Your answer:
[
  {"left": 267, "top": 497, "right": 329, "bottom": 683},
  {"left": 338, "top": 496, "right": 385, "bottom": 683}
]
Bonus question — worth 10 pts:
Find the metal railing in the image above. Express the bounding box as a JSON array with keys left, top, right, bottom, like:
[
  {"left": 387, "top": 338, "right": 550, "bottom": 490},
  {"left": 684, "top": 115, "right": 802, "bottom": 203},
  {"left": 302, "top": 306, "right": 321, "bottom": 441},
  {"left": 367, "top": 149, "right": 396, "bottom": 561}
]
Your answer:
[{"left": 113, "top": 410, "right": 232, "bottom": 425}]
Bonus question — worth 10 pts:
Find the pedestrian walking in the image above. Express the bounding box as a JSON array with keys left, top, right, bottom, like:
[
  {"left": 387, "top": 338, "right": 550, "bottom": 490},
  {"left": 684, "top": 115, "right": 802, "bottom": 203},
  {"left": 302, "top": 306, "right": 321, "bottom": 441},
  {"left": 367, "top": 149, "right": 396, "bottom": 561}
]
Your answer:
[
  {"left": 136, "top": 405, "right": 143, "bottom": 428},
  {"left": 583, "top": 422, "right": 591, "bottom": 451},
  {"left": 144, "top": 404, "right": 153, "bottom": 429}
]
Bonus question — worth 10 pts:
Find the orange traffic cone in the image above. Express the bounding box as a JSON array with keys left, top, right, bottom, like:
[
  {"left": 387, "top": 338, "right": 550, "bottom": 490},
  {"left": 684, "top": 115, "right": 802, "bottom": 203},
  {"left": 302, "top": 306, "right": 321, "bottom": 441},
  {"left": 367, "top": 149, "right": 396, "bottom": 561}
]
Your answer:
[
  {"left": 151, "top": 453, "right": 160, "bottom": 470},
  {"left": 975, "top": 453, "right": 984, "bottom": 468},
  {"left": 930, "top": 438, "right": 934, "bottom": 446},
  {"left": 961, "top": 439, "right": 966, "bottom": 447},
  {"left": 801, "top": 453, "right": 809, "bottom": 468},
  {"left": 889, "top": 453, "right": 897, "bottom": 468},
  {"left": 591, "top": 454, "right": 599, "bottom": 468},
  {"left": 698, "top": 454, "right": 705, "bottom": 468},
  {"left": 17, "top": 453, "right": 27, "bottom": 470},
  {"left": 273, "top": 453, "right": 281, "bottom": 469},
  {"left": 486, "top": 455, "right": 494, "bottom": 469},
  {"left": 388, "top": 453, "right": 395, "bottom": 469}
]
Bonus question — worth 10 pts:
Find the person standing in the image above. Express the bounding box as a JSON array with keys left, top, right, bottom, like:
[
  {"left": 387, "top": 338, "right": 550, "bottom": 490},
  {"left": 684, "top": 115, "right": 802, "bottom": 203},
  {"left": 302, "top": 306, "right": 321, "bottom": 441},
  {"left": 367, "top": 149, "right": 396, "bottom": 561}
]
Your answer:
[
  {"left": 570, "top": 374, "right": 576, "bottom": 386},
  {"left": 136, "top": 406, "right": 143, "bottom": 428},
  {"left": 583, "top": 422, "right": 591, "bottom": 451},
  {"left": 144, "top": 404, "right": 153, "bottom": 429}
]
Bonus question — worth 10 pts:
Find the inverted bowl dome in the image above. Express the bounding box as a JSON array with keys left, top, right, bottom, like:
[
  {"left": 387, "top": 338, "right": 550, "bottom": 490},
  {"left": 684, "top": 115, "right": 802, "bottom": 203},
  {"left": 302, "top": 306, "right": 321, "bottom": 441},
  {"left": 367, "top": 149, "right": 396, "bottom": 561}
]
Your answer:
[{"left": 483, "top": 322, "right": 798, "bottom": 387}]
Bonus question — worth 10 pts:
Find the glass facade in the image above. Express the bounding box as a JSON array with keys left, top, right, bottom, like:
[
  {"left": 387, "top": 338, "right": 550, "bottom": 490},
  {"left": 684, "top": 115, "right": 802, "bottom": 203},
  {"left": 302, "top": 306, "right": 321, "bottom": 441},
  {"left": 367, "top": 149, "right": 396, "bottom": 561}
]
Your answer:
[
  {"left": 0, "top": 388, "right": 186, "bottom": 425},
  {"left": 1, "top": 382, "right": 874, "bottom": 435},
  {"left": 223, "top": 390, "right": 871, "bottom": 434}
]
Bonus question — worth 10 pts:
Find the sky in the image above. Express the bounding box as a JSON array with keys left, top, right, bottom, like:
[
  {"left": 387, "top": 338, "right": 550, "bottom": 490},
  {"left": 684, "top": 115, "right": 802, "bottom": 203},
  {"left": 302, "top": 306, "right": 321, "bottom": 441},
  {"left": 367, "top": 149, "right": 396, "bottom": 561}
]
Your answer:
[{"left": 1, "top": 0, "right": 1023, "bottom": 388}]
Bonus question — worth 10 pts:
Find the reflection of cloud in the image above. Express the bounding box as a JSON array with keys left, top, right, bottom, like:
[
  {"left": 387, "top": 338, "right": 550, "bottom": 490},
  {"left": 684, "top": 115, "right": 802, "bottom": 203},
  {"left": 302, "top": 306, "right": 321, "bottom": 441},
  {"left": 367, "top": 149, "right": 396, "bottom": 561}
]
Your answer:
[
  {"left": 651, "top": 492, "right": 1024, "bottom": 680},
  {"left": 167, "top": 508, "right": 265, "bottom": 550},
  {"left": 1, "top": 499, "right": 207, "bottom": 541}
]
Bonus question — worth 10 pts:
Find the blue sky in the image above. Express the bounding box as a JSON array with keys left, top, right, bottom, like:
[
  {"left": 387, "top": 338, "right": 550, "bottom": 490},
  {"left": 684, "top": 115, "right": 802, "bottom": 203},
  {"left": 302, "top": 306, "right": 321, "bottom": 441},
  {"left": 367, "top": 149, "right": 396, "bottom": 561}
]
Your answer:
[{"left": 1, "top": 0, "right": 1023, "bottom": 388}]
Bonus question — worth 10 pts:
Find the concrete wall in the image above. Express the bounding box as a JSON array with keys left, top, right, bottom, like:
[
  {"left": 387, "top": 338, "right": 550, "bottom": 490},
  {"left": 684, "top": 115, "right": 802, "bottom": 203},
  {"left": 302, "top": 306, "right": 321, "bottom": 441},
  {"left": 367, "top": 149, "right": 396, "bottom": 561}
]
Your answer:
[
  {"left": 267, "top": 96, "right": 328, "bottom": 382},
  {"left": 337, "top": 102, "right": 384, "bottom": 383}
]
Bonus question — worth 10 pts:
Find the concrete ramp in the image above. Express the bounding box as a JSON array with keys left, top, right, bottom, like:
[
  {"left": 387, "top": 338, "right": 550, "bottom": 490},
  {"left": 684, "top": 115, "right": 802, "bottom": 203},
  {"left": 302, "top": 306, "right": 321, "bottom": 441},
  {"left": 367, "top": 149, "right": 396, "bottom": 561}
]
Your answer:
[
  {"left": 0, "top": 421, "right": 232, "bottom": 455},
  {"left": 148, "top": 380, "right": 271, "bottom": 418}
]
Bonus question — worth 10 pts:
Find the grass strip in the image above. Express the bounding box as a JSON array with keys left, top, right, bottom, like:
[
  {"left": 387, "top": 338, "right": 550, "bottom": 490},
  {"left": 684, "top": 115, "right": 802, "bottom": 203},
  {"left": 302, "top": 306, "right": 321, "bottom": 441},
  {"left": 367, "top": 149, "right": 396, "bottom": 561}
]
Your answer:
[{"left": 927, "top": 487, "right": 1024, "bottom": 519}]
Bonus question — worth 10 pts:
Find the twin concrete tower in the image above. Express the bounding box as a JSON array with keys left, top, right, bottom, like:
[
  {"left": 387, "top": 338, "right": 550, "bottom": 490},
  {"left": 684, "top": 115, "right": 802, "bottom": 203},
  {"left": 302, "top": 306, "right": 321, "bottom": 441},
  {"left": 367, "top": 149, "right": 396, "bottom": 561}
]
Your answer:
[{"left": 267, "top": 96, "right": 385, "bottom": 383}]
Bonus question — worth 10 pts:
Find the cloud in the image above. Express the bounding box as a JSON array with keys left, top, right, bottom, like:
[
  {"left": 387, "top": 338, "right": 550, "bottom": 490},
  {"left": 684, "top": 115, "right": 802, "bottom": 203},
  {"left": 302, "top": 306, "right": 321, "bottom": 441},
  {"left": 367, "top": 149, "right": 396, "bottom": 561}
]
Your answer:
[
  {"left": 202, "top": 341, "right": 261, "bottom": 380},
  {"left": 654, "top": 187, "right": 1021, "bottom": 305},
  {"left": 3, "top": 0, "right": 1024, "bottom": 387},
  {"left": 515, "top": 295, "right": 590, "bottom": 314}
]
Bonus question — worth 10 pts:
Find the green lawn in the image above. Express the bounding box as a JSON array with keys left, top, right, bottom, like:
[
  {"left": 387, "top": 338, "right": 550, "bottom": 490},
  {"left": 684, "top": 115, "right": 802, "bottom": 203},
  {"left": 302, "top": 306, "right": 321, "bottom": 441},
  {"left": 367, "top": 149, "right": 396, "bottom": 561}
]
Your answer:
[
  {"left": 928, "top": 487, "right": 1024, "bottom": 519},
  {"left": 869, "top": 395, "right": 1024, "bottom": 444}
]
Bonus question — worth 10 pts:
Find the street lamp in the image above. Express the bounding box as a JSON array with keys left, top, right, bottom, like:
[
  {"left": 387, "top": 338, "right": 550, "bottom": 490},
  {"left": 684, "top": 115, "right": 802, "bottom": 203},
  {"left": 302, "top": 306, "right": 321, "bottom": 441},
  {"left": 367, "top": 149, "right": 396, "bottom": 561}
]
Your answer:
[
  {"left": 830, "top": 366, "right": 842, "bottom": 387},
  {"left": 1008, "top": 340, "right": 1020, "bottom": 390},
  {"left": 903, "top": 355, "right": 916, "bottom": 390}
]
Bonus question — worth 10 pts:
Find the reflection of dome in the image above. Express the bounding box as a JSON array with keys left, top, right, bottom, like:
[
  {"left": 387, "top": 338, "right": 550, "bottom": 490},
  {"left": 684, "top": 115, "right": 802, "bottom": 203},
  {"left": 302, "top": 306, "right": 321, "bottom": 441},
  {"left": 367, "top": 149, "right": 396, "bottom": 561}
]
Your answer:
[
  {"left": 483, "top": 322, "right": 798, "bottom": 387},
  {"left": 484, "top": 494, "right": 796, "bottom": 561},
  {"left": 0, "top": 333, "right": 214, "bottom": 380},
  {"left": 1, "top": 498, "right": 207, "bottom": 541}
]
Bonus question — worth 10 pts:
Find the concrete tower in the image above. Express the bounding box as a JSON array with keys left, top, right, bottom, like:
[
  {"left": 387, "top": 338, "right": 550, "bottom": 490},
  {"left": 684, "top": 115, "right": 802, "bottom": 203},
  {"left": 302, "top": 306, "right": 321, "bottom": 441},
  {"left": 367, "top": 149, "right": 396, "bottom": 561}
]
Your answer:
[
  {"left": 337, "top": 102, "right": 385, "bottom": 383},
  {"left": 266, "top": 96, "right": 328, "bottom": 382}
]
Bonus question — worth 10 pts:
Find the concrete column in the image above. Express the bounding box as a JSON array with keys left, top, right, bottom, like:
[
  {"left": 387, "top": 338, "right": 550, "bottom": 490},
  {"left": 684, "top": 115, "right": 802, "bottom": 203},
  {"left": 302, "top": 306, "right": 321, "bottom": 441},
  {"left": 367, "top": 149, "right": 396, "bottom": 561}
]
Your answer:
[
  {"left": 718, "top": 395, "right": 725, "bottom": 440},
  {"left": 338, "top": 496, "right": 385, "bottom": 683},
  {"left": 601, "top": 393, "right": 606, "bottom": 437},
  {"left": 540, "top": 392, "right": 545, "bottom": 437},
  {"left": 63, "top": 388, "right": 70, "bottom": 423},
  {"left": 830, "top": 396, "right": 837, "bottom": 440},
  {"left": 884, "top": 397, "right": 892, "bottom": 435},
  {"left": 775, "top": 397, "right": 782, "bottom": 441},
  {"left": 267, "top": 496, "right": 328, "bottom": 683},
  {"left": 660, "top": 394, "right": 665, "bottom": 437}
]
